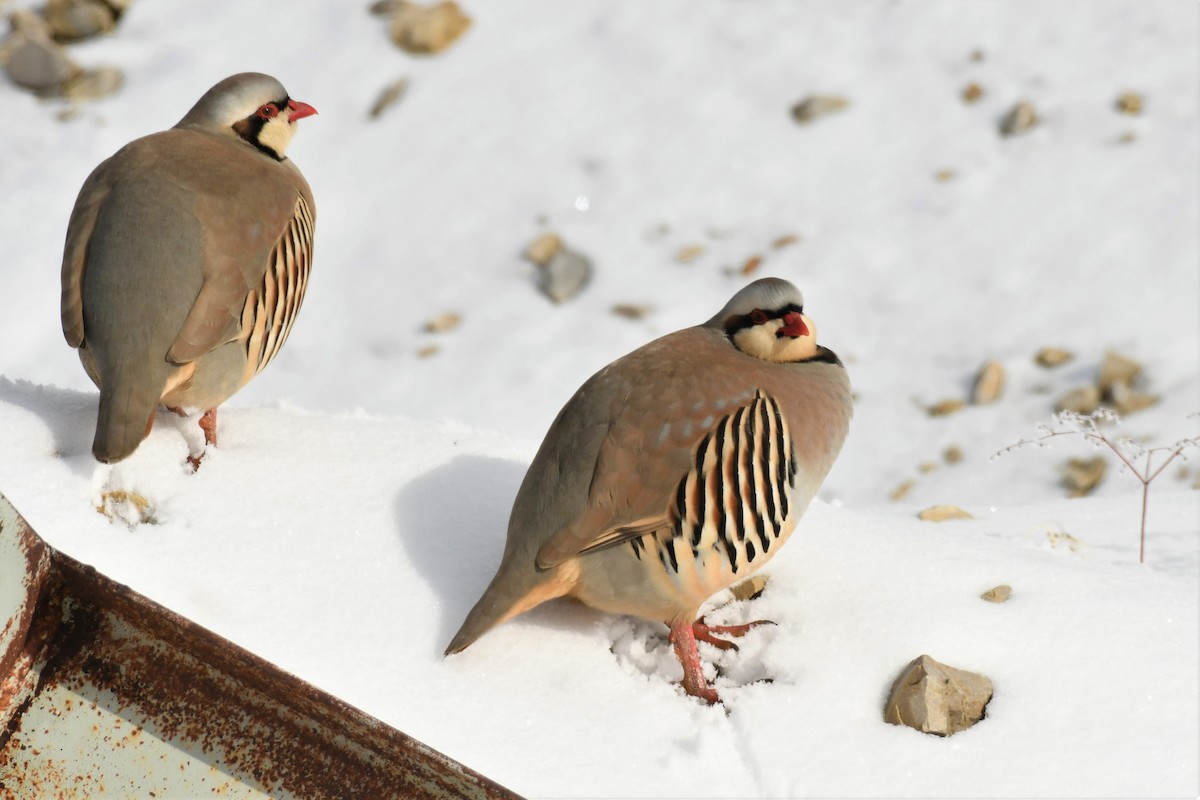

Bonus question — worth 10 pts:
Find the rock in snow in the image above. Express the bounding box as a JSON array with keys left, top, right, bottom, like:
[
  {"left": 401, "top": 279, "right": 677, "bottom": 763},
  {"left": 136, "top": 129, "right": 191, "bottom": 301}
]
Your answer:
[{"left": 884, "top": 654, "right": 993, "bottom": 736}]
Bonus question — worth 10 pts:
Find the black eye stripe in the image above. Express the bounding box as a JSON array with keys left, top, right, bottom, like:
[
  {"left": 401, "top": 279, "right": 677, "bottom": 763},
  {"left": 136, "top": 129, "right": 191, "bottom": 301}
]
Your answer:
[{"left": 724, "top": 303, "right": 803, "bottom": 335}]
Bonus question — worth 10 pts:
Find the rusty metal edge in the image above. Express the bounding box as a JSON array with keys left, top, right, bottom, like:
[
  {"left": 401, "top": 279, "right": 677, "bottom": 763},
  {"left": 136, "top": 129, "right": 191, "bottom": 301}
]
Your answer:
[{"left": 0, "top": 492, "right": 523, "bottom": 799}]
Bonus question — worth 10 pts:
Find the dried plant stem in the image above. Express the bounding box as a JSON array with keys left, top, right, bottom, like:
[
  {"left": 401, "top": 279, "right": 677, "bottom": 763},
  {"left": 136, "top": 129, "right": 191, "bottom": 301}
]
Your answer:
[{"left": 999, "top": 411, "right": 1199, "bottom": 563}]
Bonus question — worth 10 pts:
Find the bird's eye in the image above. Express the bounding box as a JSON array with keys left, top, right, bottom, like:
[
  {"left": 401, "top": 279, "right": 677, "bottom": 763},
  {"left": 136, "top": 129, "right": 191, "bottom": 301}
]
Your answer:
[
  {"left": 749, "top": 309, "right": 769, "bottom": 325},
  {"left": 257, "top": 104, "right": 278, "bottom": 119}
]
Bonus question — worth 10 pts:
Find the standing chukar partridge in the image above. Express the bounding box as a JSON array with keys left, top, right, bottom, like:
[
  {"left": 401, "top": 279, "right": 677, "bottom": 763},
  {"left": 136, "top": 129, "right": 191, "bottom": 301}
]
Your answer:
[
  {"left": 60, "top": 72, "right": 317, "bottom": 465},
  {"left": 446, "top": 277, "right": 852, "bottom": 703}
]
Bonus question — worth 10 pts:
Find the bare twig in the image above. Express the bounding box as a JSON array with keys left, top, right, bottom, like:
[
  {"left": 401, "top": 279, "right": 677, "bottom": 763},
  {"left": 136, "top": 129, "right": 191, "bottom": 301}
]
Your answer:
[{"left": 996, "top": 410, "right": 1199, "bottom": 563}]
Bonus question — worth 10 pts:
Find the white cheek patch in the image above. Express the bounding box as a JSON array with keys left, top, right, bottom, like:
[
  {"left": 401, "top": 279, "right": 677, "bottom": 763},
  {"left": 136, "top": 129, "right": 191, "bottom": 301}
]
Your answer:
[{"left": 257, "top": 117, "right": 296, "bottom": 158}]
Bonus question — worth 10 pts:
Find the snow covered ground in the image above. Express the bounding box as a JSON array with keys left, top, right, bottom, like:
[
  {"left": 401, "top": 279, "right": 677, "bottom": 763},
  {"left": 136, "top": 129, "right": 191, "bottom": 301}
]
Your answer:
[{"left": 1, "top": 1, "right": 1197, "bottom": 797}]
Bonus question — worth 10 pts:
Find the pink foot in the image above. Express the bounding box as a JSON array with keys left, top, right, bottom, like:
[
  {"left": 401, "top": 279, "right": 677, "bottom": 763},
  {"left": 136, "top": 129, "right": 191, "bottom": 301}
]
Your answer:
[{"left": 187, "top": 408, "right": 218, "bottom": 471}]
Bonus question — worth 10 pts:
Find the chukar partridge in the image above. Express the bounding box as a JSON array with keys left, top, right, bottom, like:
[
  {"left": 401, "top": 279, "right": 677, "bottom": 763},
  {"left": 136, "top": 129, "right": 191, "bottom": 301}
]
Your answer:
[
  {"left": 446, "top": 277, "right": 852, "bottom": 703},
  {"left": 60, "top": 72, "right": 317, "bottom": 465}
]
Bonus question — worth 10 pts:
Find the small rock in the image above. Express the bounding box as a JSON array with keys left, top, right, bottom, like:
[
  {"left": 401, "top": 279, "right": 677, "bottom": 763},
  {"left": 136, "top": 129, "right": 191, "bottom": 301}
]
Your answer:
[
  {"left": 884, "top": 654, "right": 993, "bottom": 737},
  {"left": 369, "top": 76, "right": 410, "bottom": 119},
  {"left": 1098, "top": 350, "right": 1142, "bottom": 392},
  {"left": 1045, "top": 527, "right": 1083, "bottom": 553},
  {"left": 1117, "top": 131, "right": 1137, "bottom": 145},
  {"left": 674, "top": 243, "right": 705, "bottom": 264},
  {"left": 59, "top": 64, "right": 123, "bottom": 101},
  {"left": 918, "top": 505, "right": 973, "bottom": 522},
  {"left": 961, "top": 82, "right": 984, "bottom": 103},
  {"left": 999, "top": 99, "right": 1038, "bottom": 137},
  {"left": 918, "top": 461, "right": 938, "bottom": 474},
  {"left": 611, "top": 303, "right": 652, "bottom": 320},
  {"left": 385, "top": 0, "right": 472, "bottom": 55},
  {"left": 933, "top": 168, "right": 956, "bottom": 182},
  {"left": 889, "top": 479, "right": 916, "bottom": 502},
  {"left": 927, "top": 398, "right": 965, "bottom": 417},
  {"left": 1062, "top": 456, "right": 1105, "bottom": 496},
  {"left": 971, "top": 360, "right": 1005, "bottom": 405},
  {"left": 523, "top": 232, "right": 562, "bottom": 266},
  {"left": 45, "top": 0, "right": 117, "bottom": 42},
  {"left": 729, "top": 575, "right": 769, "bottom": 602},
  {"left": 980, "top": 584, "right": 1012, "bottom": 603},
  {"left": 423, "top": 311, "right": 461, "bottom": 333},
  {"left": 790, "top": 94, "right": 849, "bottom": 124},
  {"left": 4, "top": 29, "right": 78, "bottom": 92},
  {"left": 9, "top": 8, "right": 53, "bottom": 38},
  {"left": 968, "top": 48, "right": 986, "bottom": 62},
  {"left": 1107, "top": 381, "right": 1158, "bottom": 416},
  {"left": 1055, "top": 385, "right": 1101, "bottom": 415},
  {"left": 1114, "top": 91, "right": 1143, "bottom": 115},
  {"left": 536, "top": 246, "right": 592, "bottom": 304},
  {"left": 943, "top": 445, "right": 963, "bottom": 465},
  {"left": 416, "top": 344, "right": 440, "bottom": 359},
  {"left": 1034, "top": 347, "right": 1074, "bottom": 368},
  {"left": 771, "top": 233, "right": 800, "bottom": 250},
  {"left": 739, "top": 254, "right": 763, "bottom": 276}
]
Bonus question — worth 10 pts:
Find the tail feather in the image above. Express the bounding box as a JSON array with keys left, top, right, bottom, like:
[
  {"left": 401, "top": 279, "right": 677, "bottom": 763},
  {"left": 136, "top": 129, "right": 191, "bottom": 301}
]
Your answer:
[
  {"left": 92, "top": 379, "right": 164, "bottom": 463},
  {"left": 444, "top": 557, "right": 569, "bottom": 655}
]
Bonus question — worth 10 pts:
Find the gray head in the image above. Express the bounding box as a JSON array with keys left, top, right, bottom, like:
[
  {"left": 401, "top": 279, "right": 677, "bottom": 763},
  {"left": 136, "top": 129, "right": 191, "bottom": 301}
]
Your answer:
[
  {"left": 706, "top": 277, "right": 820, "bottom": 363},
  {"left": 175, "top": 72, "right": 317, "bottom": 160}
]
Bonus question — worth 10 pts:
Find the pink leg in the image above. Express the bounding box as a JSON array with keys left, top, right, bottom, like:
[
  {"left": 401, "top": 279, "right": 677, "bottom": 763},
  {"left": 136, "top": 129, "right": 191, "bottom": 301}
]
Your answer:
[
  {"left": 186, "top": 408, "right": 218, "bottom": 471},
  {"left": 668, "top": 619, "right": 720, "bottom": 704}
]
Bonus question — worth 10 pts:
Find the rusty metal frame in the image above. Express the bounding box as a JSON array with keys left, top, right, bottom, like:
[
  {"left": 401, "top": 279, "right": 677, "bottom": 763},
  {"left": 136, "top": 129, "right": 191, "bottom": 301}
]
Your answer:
[{"left": 0, "top": 492, "right": 522, "bottom": 799}]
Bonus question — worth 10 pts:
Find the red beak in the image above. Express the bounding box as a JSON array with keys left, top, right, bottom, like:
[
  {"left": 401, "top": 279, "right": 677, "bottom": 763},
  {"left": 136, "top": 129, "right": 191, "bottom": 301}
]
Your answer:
[
  {"left": 287, "top": 99, "right": 318, "bottom": 121},
  {"left": 777, "top": 311, "right": 809, "bottom": 338}
]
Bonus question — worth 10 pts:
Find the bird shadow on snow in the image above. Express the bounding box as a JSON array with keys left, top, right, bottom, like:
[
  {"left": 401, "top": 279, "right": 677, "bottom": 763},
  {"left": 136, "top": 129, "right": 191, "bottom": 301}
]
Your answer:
[
  {"left": 393, "top": 455, "right": 607, "bottom": 656},
  {"left": 0, "top": 377, "right": 98, "bottom": 478}
]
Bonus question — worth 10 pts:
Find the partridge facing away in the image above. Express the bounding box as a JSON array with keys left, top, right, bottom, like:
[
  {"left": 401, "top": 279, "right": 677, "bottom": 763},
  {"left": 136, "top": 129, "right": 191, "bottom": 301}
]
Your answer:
[
  {"left": 446, "top": 277, "right": 852, "bottom": 703},
  {"left": 60, "top": 72, "right": 317, "bottom": 465}
]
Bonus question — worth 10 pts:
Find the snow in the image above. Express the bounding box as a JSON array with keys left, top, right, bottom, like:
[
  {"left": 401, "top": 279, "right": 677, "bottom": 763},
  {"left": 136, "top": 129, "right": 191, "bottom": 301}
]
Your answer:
[{"left": 1, "top": 0, "right": 1197, "bottom": 797}]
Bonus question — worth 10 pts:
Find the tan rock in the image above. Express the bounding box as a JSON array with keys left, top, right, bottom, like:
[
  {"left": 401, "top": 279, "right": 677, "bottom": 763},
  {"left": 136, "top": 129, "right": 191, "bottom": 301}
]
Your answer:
[
  {"left": 1055, "top": 385, "right": 1100, "bottom": 415},
  {"left": 4, "top": 29, "right": 78, "bottom": 92},
  {"left": 889, "top": 479, "right": 915, "bottom": 502},
  {"left": 961, "top": 82, "right": 983, "bottom": 103},
  {"left": 1099, "top": 350, "right": 1142, "bottom": 392},
  {"left": 674, "top": 243, "right": 705, "bottom": 264},
  {"left": 423, "top": 311, "right": 461, "bottom": 334},
  {"left": 980, "top": 584, "right": 1012, "bottom": 603},
  {"left": 1115, "top": 91, "right": 1143, "bottom": 115},
  {"left": 1108, "top": 381, "right": 1158, "bottom": 416},
  {"left": 45, "top": 0, "right": 117, "bottom": 42},
  {"left": 884, "top": 654, "right": 993, "bottom": 736},
  {"left": 918, "top": 505, "right": 973, "bottom": 522},
  {"left": 927, "top": 398, "right": 965, "bottom": 417},
  {"left": 918, "top": 461, "right": 938, "bottom": 474},
  {"left": 943, "top": 445, "right": 963, "bottom": 465},
  {"left": 739, "top": 254, "right": 763, "bottom": 276},
  {"left": 933, "top": 168, "right": 956, "bottom": 182},
  {"left": 999, "top": 99, "right": 1038, "bottom": 136},
  {"left": 387, "top": 0, "right": 472, "bottom": 55},
  {"left": 611, "top": 303, "right": 652, "bottom": 320},
  {"left": 1034, "top": 347, "right": 1074, "bottom": 368},
  {"left": 416, "top": 344, "right": 439, "bottom": 359},
  {"left": 790, "top": 94, "right": 849, "bottom": 124},
  {"left": 59, "top": 64, "right": 123, "bottom": 101},
  {"left": 523, "top": 232, "right": 562, "bottom": 266},
  {"left": 729, "top": 574, "right": 769, "bottom": 602},
  {"left": 537, "top": 246, "right": 591, "bottom": 304},
  {"left": 369, "top": 76, "right": 410, "bottom": 119},
  {"left": 972, "top": 360, "right": 1005, "bottom": 404},
  {"left": 770, "top": 233, "right": 800, "bottom": 250},
  {"left": 1062, "top": 456, "right": 1105, "bottom": 496}
]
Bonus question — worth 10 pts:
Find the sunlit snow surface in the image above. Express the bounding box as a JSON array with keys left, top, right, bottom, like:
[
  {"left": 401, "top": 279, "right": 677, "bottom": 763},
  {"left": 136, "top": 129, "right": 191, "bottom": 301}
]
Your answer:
[{"left": 1, "top": 1, "right": 1197, "bottom": 797}]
